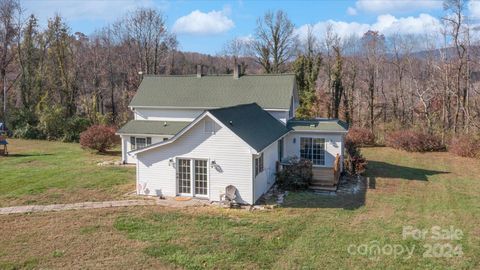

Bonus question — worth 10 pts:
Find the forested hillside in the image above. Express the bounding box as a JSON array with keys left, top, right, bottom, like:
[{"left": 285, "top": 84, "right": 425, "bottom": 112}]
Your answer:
[{"left": 0, "top": 0, "right": 478, "bottom": 144}]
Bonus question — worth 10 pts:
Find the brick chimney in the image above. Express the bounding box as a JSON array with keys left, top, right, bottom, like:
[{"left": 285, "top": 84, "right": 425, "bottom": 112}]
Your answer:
[
  {"left": 196, "top": 64, "right": 202, "bottom": 78},
  {"left": 233, "top": 64, "right": 241, "bottom": 79}
]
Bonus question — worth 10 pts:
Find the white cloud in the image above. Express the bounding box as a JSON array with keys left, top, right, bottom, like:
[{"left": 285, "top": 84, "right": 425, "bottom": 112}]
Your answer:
[
  {"left": 352, "top": 0, "right": 442, "bottom": 14},
  {"left": 237, "top": 34, "right": 254, "bottom": 43},
  {"left": 347, "top": 7, "right": 358, "bottom": 16},
  {"left": 469, "top": 0, "right": 480, "bottom": 18},
  {"left": 296, "top": 13, "right": 440, "bottom": 40},
  {"left": 173, "top": 10, "right": 234, "bottom": 35}
]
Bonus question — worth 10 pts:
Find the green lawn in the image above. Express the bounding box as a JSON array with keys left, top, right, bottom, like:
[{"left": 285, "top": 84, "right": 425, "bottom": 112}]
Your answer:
[
  {"left": 0, "top": 139, "right": 135, "bottom": 206},
  {"left": 112, "top": 147, "right": 480, "bottom": 269},
  {"left": 0, "top": 144, "right": 479, "bottom": 269}
]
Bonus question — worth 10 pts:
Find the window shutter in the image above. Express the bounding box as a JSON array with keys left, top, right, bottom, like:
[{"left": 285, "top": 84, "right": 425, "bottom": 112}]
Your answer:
[
  {"left": 130, "top": 136, "right": 136, "bottom": 150},
  {"left": 146, "top": 137, "right": 152, "bottom": 145}
]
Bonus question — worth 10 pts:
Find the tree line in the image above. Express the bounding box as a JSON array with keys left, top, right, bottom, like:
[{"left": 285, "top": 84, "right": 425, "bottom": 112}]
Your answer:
[
  {"left": 0, "top": 0, "right": 478, "bottom": 142},
  {"left": 223, "top": 0, "right": 479, "bottom": 142}
]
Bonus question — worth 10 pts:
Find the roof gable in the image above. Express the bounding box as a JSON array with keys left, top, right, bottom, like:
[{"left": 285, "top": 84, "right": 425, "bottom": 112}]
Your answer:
[
  {"left": 129, "top": 74, "right": 295, "bottom": 110},
  {"left": 209, "top": 103, "right": 290, "bottom": 152},
  {"left": 130, "top": 103, "right": 290, "bottom": 155}
]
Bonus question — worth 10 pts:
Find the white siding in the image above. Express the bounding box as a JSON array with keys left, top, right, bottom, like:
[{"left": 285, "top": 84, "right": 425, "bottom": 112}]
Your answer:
[
  {"left": 136, "top": 116, "right": 255, "bottom": 204},
  {"left": 267, "top": 110, "right": 289, "bottom": 123},
  {"left": 134, "top": 108, "right": 203, "bottom": 121},
  {"left": 284, "top": 132, "right": 345, "bottom": 170},
  {"left": 134, "top": 107, "right": 290, "bottom": 123},
  {"left": 253, "top": 141, "right": 278, "bottom": 202},
  {"left": 121, "top": 135, "right": 170, "bottom": 164}
]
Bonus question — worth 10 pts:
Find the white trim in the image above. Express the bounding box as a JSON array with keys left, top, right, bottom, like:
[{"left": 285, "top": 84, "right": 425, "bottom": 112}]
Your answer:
[
  {"left": 135, "top": 159, "right": 139, "bottom": 194},
  {"left": 175, "top": 157, "right": 209, "bottom": 198},
  {"left": 129, "top": 111, "right": 258, "bottom": 156},
  {"left": 291, "top": 130, "right": 348, "bottom": 134},
  {"left": 128, "top": 111, "right": 210, "bottom": 155},
  {"left": 300, "top": 137, "right": 326, "bottom": 167},
  {"left": 116, "top": 133, "right": 174, "bottom": 138}
]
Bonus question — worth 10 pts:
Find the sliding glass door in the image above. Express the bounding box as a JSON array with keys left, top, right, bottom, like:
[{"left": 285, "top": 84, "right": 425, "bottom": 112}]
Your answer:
[
  {"left": 177, "top": 159, "right": 192, "bottom": 195},
  {"left": 177, "top": 158, "right": 208, "bottom": 197},
  {"left": 194, "top": 160, "right": 208, "bottom": 196}
]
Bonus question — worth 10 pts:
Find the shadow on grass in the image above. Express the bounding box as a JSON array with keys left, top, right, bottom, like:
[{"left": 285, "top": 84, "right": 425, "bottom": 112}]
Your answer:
[
  {"left": 366, "top": 161, "right": 449, "bottom": 181},
  {"left": 282, "top": 161, "right": 449, "bottom": 210},
  {"left": 282, "top": 189, "right": 366, "bottom": 210},
  {"left": 282, "top": 176, "right": 368, "bottom": 210},
  {"left": 96, "top": 150, "right": 122, "bottom": 157},
  {"left": 6, "top": 153, "right": 53, "bottom": 157}
]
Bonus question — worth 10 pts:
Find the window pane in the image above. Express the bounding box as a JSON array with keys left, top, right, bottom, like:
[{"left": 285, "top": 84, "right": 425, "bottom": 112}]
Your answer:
[
  {"left": 300, "top": 138, "right": 312, "bottom": 160},
  {"left": 194, "top": 160, "right": 208, "bottom": 195},
  {"left": 312, "top": 138, "right": 325, "bottom": 165},
  {"left": 146, "top": 137, "right": 152, "bottom": 145},
  {"left": 136, "top": 138, "right": 146, "bottom": 149},
  {"left": 178, "top": 159, "right": 191, "bottom": 194},
  {"left": 130, "top": 136, "right": 136, "bottom": 150}
]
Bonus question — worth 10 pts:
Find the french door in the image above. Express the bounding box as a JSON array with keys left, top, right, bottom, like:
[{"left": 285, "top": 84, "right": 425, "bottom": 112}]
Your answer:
[{"left": 177, "top": 158, "right": 208, "bottom": 197}]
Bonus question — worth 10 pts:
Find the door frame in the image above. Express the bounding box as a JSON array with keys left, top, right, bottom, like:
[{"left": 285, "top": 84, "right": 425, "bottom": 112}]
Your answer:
[{"left": 176, "top": 157, "right": 210, "bottom": 198}]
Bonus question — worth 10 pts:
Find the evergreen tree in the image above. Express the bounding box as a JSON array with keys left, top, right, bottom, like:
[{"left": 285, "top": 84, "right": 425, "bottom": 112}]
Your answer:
[{"left": 293, "top": 53, "right": 321, "bottom": 118}]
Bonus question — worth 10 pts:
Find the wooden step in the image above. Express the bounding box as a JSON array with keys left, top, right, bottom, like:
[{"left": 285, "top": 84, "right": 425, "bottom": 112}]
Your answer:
[{"left": 309, "top": 185, "right": 337, "bottom": 191}]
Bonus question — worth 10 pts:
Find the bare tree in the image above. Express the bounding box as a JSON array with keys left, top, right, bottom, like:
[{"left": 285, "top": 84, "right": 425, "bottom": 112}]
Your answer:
[
  {"left": 251, "top": 10, "right": 297, "bottom": 73},
  {"left": 0, "top": 0, "right": 20, "bottom": 119},
  {"left": 115, "top": 8, "right": 177, "bottom": 75},
  {"left": 442, "top": 0, "right": 469, "bottom": 133},
  {"left": 361, "top": 30, "right": 385, "bottom": 133}
]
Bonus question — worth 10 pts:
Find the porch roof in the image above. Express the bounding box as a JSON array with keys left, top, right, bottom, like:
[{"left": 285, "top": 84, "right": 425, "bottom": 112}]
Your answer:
[
  {"left": 117, "top": 120, "right": 190, "bottom": 136},
  {"left": 287, "top": 119, "right": 348, "bottom": 133}
]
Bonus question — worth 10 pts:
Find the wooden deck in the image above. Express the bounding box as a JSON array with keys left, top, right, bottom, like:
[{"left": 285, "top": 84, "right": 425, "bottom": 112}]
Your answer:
[{"left": 309, "top": 154, "right": 341, "bottom": 191}]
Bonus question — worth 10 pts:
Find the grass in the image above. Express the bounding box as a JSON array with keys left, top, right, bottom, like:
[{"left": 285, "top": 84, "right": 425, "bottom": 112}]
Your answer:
[
  {"left": 0, "top": 145, "right": 479, "bottom": 269},
  {"left": 0, "top": 139, "right": 135, "bottom": 206}
]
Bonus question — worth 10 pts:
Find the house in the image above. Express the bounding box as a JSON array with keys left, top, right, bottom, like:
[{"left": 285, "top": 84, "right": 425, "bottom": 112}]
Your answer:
[{"left": 117, "top": 65, "right": 348, "bottom": 204}]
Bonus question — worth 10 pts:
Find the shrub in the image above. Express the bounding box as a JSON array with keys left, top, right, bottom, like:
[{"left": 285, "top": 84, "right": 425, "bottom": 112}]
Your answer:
[
  {"left": 37, "top": 105, "right": 66, "bottom": 140},
  {"left": 80, "top": 125, "right": 117, "bottom": 153},
  {"left": 385, "top": 130, "right": 445, "bottom": 152},
  {"left": 275, "top": 157, "right": 313, "bottom": 190},
  {"left": 449, "top": 135, "right": 480, "bottom": 158},
  {"left": 63, "top": 116, "right": 91, "bottom": 142},
  {"left": 8, "top": 108, "right": 38, "bottom": 130},
  {"left": 344, "top": 139, "right": 367, "bottom": 175},
  {"left": 346, "top": 127, "right": 375, "bottom": 146},
  {"left": 13, "top": 124, "right": 44, "bottom": 139}
]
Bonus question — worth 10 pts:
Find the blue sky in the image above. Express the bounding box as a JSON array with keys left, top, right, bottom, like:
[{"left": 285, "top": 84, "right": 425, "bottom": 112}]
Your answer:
[{"left": 22, "top": 0, "right": 476, "bottom": 54}]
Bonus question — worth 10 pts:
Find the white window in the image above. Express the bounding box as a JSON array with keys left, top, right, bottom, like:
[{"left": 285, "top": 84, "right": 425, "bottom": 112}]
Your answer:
[
  {"left": 254, "top": 153, "right": 264, "bottom": 176},
  {"left": 130, "top": 136, "right": 152, "bottom": 150},
  {"left": 204, "top": 119, "right": 215, "bottom": 133},
  {"left": 300, "top": 137, "right": 325, "bottom": 166}
]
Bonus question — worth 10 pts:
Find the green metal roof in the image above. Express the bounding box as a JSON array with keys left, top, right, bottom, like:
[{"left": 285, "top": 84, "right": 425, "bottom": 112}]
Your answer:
[
  {"left": 287, "top": 119, "right": 348, "bottom": 133},
  {"left": 117, "top": 120, "right": 190, "bottom": 135},
  {"left": 209, "top": 103, "right": 290, "bottom": 152},
  {"left": 129, "top": 74, "right": 296, "bottom": 110}
]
